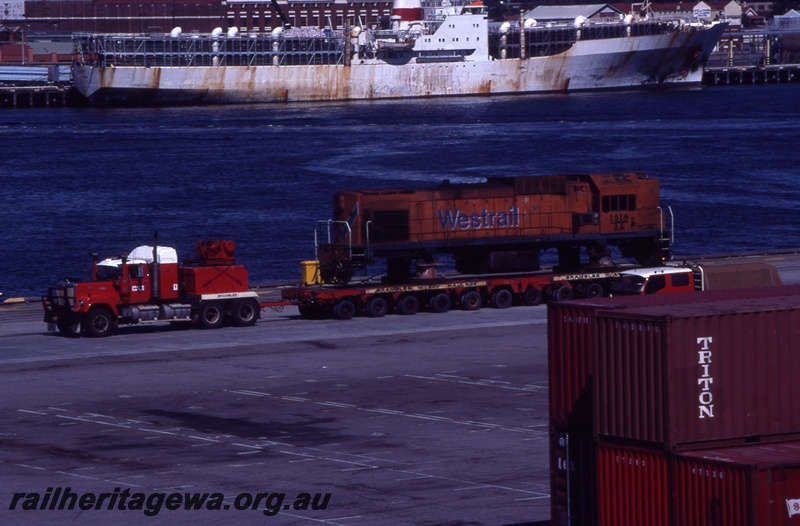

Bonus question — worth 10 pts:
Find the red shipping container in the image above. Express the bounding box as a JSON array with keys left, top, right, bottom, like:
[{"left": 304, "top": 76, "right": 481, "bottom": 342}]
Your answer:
[
  {"left": 547, "top": 285, "right": 800, "bottom": 429},
  {"left": 594, "top": 294, "right": 800, "bottom": 450},
  {"left": 595, "top": 441, "right": 800, "bottom": 526},
  {"left": 595, "top": 443, "right": 669, "bottom": 526},
  {"left": 549, "top": 426, "right": 595, "bottom": 526},
  {"left": 675, "top": 441, "right": 800, "bottom": 526}
]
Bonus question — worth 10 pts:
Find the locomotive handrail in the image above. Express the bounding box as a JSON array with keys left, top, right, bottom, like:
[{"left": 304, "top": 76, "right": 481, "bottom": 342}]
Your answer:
[
  {"left": 364, "top": 220, "right": 372, "bottom": 263},
  {"left": 315, "top": 220, "right": 353, "bottom": 260},
  {"left": 658, "top": 206, "right": 674, "bottom": 245}
]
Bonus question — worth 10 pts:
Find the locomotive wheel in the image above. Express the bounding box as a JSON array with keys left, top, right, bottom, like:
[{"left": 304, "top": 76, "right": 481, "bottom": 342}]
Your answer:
[
  {"left": 584, "top": 283, "right": 605, "bottom": 299},
  {"left": 553, "top": 286, "right": 574, "bottom": 302},
  {"left": 199, "top": 302, "right": 225, "bottom": 329},
  {"left": 429, "top": 293, "right": 451, "bottom": 314},
  {"left": 232, "top": 299, "right": 259, "bottom": 327},
  {"left": 334, "top": 299, "right": 356, "bottom": 320},
  {"left": 83, "top": 307, "right": 116, "bottom": 338},
  {"left": 366, "top": 297, "right": 389, "bottom": 318},
  {"left": 523, "top": 287, "right": 543, "bottom": 306},
  {"left": 461, "top": 291, "right": 482, "bottom": 311},
  {"left": 491, "top": 289, "right": 514, "bottom": 309},
  {"left": 397, "top": 295, "right": 419, "bottom": 316}
]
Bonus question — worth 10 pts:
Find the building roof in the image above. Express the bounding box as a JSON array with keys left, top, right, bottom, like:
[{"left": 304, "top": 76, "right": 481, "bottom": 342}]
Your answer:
[
  {"left": 526, "top": 4, "right": 623, "bottom": 21},
  {"left": 776, "top": 9, "right": 800, "bottom": 18},
  {"left": 637, "top": 3, "right": 695, "bottom": 13}
]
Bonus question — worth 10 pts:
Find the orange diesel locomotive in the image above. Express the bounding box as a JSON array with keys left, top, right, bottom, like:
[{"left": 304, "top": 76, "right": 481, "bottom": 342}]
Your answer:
[{"left": 317, "top": 173, "right": 671, "bottom": 284}]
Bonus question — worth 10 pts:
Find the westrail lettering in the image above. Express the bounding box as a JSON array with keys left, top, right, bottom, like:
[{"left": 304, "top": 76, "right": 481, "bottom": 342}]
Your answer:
[{"left": 437, "top": 207, "right": 520, "bottom": 231}]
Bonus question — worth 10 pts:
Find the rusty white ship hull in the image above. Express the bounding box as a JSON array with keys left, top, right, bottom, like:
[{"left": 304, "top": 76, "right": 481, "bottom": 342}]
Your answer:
[{"left": 72, "top": 17, "right": 726, "bottom": 106}]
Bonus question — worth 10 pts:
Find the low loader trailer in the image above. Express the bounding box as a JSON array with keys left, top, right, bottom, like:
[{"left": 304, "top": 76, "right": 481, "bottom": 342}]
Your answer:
[{"left": 281, "top": 263, "right": 626, "bottom": 320}]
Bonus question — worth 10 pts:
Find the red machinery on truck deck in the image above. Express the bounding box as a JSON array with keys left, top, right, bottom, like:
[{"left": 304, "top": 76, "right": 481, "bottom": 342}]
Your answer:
[{"left": 43, "top": 239, "right": 263, "bottom": 337}]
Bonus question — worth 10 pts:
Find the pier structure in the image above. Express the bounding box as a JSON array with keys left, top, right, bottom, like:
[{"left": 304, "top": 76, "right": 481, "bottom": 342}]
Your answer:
[
  {"left": 0, "top": 83, "right": 75, "bottom": 108},
  {"left": 703, "top": 26, "right": 800, "bottom": 85}
]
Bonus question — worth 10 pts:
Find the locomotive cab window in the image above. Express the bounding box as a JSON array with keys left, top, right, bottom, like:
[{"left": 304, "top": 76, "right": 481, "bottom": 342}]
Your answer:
[
  {"left": 370, "top": 210, "right": 410, "bottom": 242},
  {"left": 602, "top": 194, "right": 637, "bottom": 212}
]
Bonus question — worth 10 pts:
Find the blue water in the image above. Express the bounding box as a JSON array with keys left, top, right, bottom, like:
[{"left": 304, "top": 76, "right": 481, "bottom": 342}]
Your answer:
[{"left": 2, "top": 85, "right": 799, "bottom": 297}]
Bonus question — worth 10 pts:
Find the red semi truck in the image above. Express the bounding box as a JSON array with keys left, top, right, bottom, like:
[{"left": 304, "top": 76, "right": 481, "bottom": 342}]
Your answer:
[{"left": 43, "top": 239, "right": 262, "bottom": 337}]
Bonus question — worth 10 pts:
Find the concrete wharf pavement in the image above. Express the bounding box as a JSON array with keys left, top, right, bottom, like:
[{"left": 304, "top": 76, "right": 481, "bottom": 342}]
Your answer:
[{"left": 0, "top": 250, "right": 798, "bottom": 525}]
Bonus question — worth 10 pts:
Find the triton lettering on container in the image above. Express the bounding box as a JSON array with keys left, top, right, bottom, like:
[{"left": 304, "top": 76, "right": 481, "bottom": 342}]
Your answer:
[
  {"left": 593, "top": 293, "right": 800, "bottom": 451},
  {"left": 316, "top": 173, "right": 669, "bottom": 285}
]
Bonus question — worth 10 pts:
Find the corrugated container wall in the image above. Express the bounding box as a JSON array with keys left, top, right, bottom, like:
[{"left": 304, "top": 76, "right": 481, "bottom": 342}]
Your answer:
[
  {"left": 594, "top": 295, "right": 800, "bottom": 450},
  {"left": 548, "top": 285, "right": 800, "bottom": 526},
  {"left": 595, "top": 442, "right": 800, "bottom": 526},
  {"left": 547, "top": 285, "right": 800, "bottom": 429},
  {"left": 676, "top": 442, "right": 800, "bottom": 526},
  {"left": 549, "top": 427, "right": 595, "bottom": 526},
  {"left": 595, "top": 443, "right": 669, "bottom": 526}
]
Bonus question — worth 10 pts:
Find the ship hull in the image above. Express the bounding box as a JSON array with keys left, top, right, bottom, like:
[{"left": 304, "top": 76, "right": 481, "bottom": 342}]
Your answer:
[{"left": 73, "top": 24, "right": 724, "bottom": 105}]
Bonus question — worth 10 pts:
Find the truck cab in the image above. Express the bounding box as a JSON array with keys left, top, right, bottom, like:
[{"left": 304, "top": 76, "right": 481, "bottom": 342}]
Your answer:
[
  {"left": 92, "top": 245, "right": 180, "bottom": 304},
  {"left": 610, "top": 267, "right": 695, "bottom": 296},
  {"left": 94, "top": 256, "right": 151, "bottom": 305}
]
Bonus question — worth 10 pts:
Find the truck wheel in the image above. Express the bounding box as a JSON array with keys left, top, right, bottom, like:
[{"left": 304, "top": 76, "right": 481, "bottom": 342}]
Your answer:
[
  {"left": 430, "top": 293, "right": 451, "bottom": 313},
  {"left": 461, "top": 291, "right": 482, "bottom": 311},
  {"left": 397, "top": 295, "right": 419, "bottom": 316},
  {"left": 82, "top": 307, "right": 116, "bottom": 337},
  {"left": 366, "top": 297, "right": 389, "bottom": 318},
  {"left": 553, "top": 285, "right": 574, "bottom": 302},
  {"left": 492, "top": 289, "right": 514, "bottom": 309},
  {"left": 199, "top": 302, "right": 225, "bottom": 329},
  {"left": 523, "top": 287, "right": 543, "bottom": 306},
  {"left": 334, "top": 299, "right": 356, "bottom": 320},
  {"left": 584, "top": 283, "right": 605, "bottom": 299},
  {"left": 232, "top": 299, "right": 259, "bottom": 327}
]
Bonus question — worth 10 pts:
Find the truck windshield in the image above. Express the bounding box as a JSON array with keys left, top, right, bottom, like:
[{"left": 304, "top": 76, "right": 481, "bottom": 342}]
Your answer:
[
  {"left": 96, "top": 265, "right": 121, "bottom": 280},
  {"left": 610, "top": 275, "right": 645, "bottom": 295}
]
